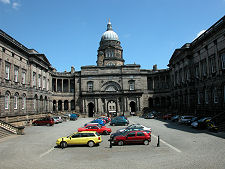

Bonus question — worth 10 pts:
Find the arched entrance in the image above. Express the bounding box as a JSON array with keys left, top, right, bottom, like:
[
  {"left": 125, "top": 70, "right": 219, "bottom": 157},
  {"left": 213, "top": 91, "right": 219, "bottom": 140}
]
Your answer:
[
  {"left": 58, "top": 100, "right": 62, "bottom": 111},
  {"left": 88, "top": 102, "right": 95, "bottom": 117},
  {"left": 53, "top": 100, "right": 56, "bottom": 111},
  {"left": 130, "top": 101, "right": 136, "bottom": 112},
  {"left": 148, "top": 98, "right": 153, "bottom": 108},
  {"left": 107, "top": 100, "right": 117, "bottom": 116}
]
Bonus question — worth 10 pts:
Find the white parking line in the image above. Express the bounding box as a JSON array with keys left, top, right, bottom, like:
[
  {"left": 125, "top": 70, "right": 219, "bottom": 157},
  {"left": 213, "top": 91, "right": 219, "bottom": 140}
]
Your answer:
[
  {"left": 151, "top": 134, "right": 181, "bottom": 153},
  {"left": 39, "top": 147, "right": 54, "bottom": 158}
]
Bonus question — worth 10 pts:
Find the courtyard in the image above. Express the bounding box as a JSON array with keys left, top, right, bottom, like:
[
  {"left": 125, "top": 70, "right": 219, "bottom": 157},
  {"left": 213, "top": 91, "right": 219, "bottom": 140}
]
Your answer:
[{"left": 0, "top": 116, "right": 225, "bottom": 169}]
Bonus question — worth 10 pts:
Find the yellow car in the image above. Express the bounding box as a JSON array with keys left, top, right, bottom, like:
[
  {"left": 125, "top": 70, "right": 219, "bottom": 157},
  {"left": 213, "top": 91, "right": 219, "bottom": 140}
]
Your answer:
[{"left": 56, "top": 131, "right": 102, "bottom": 148}]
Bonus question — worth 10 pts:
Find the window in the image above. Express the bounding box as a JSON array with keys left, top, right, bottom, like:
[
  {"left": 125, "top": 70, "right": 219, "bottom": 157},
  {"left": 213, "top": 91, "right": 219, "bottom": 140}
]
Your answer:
[
  {"left": 43, "top": 77, "right": 46, "bottom": 89},
  {"left": 22, "top": 94, "right": 26, "bottom": 110},
  {"left": 137, "top": 132, "right": 145, "bottom": 136},
  {"left": 87, "top": 81, "right": 93, "bottom": 92},
  {"left": 14, "top": 67, "right": 19, "bottom": 82},
  {"left": 5, "top": 92, "right": 10, "bottom": 109},
  {"left": 201, "top": 60, "right": 207, "bottom": 76},
  {"left": 47, "top": 79, "right": 49, "bottom": 91},
  {"left": 22, "top": 71, "right": 26, "bottom": 84},
  {"left": 197, "top": 90, "right": 200, "bottom": 104},
  {"left": 14, "top": 93, "right": 18, "bottom": 109},
  {"left": 195, "top": 64, "right": 199, "bottom": 78},
  {"left": 210, "top": 57, "right": 216, "bottom": 73},
  {"left": 127, "top": 132, "right": 136, "bottom": 137},
  {"left": 5, "top": 64, "right": 10, "bottom": 80},
  {"left": 129, "top": 81, "right": 135, "bottom": 90},
  {"left": 221, "top": 53, "right": 225, "bottom": 69},
  {"left": 33, "top": 72, "right": 36, "bottom": 86},
  {"left": 38, "top": 75, "right": 41, "bottom": 88},
  {"left": 205, "top": 89, "right": 208, "bottom": 104},
  {"left": 213, "top": 88, "right": 218, "bottom": 103}
]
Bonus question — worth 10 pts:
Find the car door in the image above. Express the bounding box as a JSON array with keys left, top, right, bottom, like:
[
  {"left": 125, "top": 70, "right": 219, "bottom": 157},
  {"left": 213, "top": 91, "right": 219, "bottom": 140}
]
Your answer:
[
  {"left": 136, "top": 132, "right": 146, "bottom": 143},
  {"left": 125, "top": 132, "right": 136, "bottom": 144},
  {"left": 67, "top": 133, "right": 83, "bottom": 145}
]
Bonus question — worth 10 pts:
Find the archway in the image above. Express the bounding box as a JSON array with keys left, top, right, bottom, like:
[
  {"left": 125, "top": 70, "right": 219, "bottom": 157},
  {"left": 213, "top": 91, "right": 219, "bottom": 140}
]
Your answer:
[
  {"left": 53, "top": 100, "right": 56, "bottom": 111},
  {"left": 88, "top": 102, "right": 95, "bottom": 117},
  {"left": 58, "top": 100, "right": 62, "bottom": 111},
  {"left": 148, "top": 98, "right": 153, "bottom": 108},
  {"left": 130, "top": 101, "right": 136, "bottom": 112},
  {"left": 107, "top": 100, "right": 117, "bottom": 116},
  {"left": 64, "top": 100, "right": 68, "bottom": 111}
]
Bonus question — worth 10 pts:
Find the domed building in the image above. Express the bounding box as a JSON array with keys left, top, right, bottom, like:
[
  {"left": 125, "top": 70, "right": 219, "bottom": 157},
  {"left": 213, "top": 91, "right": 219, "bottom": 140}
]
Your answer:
[{"left": 1, "top": 16, "right": 224, "bottom": 128}]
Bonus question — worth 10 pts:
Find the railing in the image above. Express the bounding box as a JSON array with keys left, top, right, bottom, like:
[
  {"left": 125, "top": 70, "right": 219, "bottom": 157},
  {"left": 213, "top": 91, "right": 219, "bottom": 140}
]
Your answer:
[{"left": 0, "top": 119, "right": 24, "bottom": 135}]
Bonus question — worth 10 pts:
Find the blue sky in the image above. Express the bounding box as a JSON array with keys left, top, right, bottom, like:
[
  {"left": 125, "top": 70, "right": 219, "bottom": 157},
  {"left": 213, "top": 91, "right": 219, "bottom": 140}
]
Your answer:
[{"left": 1, "top": 0, "right": 225, "bottom": 72}]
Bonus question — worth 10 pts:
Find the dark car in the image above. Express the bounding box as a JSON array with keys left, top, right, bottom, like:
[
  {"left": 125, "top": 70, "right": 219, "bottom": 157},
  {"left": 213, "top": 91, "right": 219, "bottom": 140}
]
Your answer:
[
  {"left": 178, "top": 116, "right": 195, "bottom": 125},
  {"left": 70, "top": 114, "right": 78, "bottom": 121},
  {"left": 171, "top": 115, "right": 180, "bottom": 122},
  {"left": 144, "top": 113, "right": 154, "bottom": 119},
  {"left": 32, "top": 117, "right": 54, "bottom": 126},
  {"left": 110, "top": 130, "right": 151, "bottom": 146},
  {"left": 163, "top": 114, "right": 172, "bottom": 120},
  {"left": 110, "top": 118, "right": 129, "bottom": 126},
  {"left": 191, "top": 117, "right": 212, "bottom": 129}
]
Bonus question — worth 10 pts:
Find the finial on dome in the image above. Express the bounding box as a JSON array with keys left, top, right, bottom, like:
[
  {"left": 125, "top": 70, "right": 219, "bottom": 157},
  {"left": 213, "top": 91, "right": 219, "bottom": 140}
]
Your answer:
[{"left": 107, "top": 18, "right": 112, "bottom": 31}]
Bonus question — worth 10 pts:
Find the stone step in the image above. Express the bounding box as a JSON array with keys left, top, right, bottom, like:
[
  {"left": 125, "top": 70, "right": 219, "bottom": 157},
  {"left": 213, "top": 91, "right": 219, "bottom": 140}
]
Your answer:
[{"left": 0, "top": 127, "right": 14, "bottom": 140}]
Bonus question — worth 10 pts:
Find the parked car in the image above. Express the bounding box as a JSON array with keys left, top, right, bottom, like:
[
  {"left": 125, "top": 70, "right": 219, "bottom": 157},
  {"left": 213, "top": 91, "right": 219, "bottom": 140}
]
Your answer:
[
  {"left": 178, "top": 116, "right": 195, "bottom": 125},
  {"left": 32, "top": 117, "right": 54, "bottom": 126},
  {"left": 78, "top": 125, "right": 111, "bottom": 135},
  {"left": 70, "top": 114, "right": 78, "bottom": 121},
  {"left": 85, "top": 119, "right": 105, "bottom": 126},
  {"left": 163, "top": 114, "right": 172, "bottom": 120},
  {"left": 53, "top": 116, "right": 63, "bottom": 124},
  {"left": 117, "top": 124, "right": 151, "bottom": 133},
  {"left": 130, "top": 112, "right": 137, "bottom": 116},
  {"left": 171, "top": 115, "right": 180, "bottom": 122},
  {"left": 110, "top": 128, "right": 150, "bottom": 139},
  {"left": 110, "top": 118, "right": 129, "bottom": 126},
  {"left": 56, "top": 131, "right": 102, "bottom": 148},
  {"left": 191, "top": 117, "right": 212, "bottom": 129},
  {"left": 98, "top": 116, "right": 111, "bottom": 123},
  {"left": 109, "top": 130, "right": 151, "bottom": 146},
  {"left": 144, "top": 113, "right": 154, "bottom": 119}
]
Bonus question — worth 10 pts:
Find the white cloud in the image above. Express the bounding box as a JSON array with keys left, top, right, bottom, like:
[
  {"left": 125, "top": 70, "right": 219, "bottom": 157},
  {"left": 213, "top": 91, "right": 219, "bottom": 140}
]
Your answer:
[
  {"left": 0, "top": 0, "right": 10, "bottom": 4},
  {"left": 12, "top": 2, "right": 20, "bottom": 9},
  {"left": 196, "top": 30, "right": 206, "bottom": 39}
]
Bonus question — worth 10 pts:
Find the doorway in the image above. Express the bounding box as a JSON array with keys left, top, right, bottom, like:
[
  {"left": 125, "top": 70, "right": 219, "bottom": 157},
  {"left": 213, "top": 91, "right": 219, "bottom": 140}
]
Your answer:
[
  {"left": 130, "top": 101, "right": 136, "bottom": 112},
  {"left": 88, "top": 102, "right": 95, "bottom": 117}
]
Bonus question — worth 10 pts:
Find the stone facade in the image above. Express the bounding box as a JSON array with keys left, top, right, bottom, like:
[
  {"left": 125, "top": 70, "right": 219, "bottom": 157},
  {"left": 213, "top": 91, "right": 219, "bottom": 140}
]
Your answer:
[{"left": 1, "top": 16, "right": 225, "bottom": 125}]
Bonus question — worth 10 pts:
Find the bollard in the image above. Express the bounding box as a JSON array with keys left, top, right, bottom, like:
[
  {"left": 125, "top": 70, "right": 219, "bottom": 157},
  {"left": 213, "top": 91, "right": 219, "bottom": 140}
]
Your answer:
[
  {"left": 109, "top": 139, "right": 112, "bottom": 148},
  {"left": 157, "top": 135, "right": 160, "bottom": 147}
]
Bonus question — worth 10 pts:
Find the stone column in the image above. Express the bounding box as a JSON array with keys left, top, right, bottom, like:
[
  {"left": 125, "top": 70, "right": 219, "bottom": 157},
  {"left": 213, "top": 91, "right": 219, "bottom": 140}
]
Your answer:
[
  {"left": 56, "top": 78, "right": 57, "bottom": 92},
  {"left": 68, "top": 101, "right": 71, "bottom": 111},
  {"left": 62, "top": 79, "right": 63, "bottom": 92}
]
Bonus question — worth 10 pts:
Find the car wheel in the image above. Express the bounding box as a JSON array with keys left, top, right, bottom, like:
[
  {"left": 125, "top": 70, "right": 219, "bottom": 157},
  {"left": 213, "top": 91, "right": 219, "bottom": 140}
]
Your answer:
[
  {"left": 143, "top": 140, "right": 149, "bottom": 145},
  {"left": 60, "top": 141, "right": 67, "bottom": 148},
  {"left": 112, "top": 123, "right": 115, "bottom": 126},
  {"left": 103, "top": 131, "right": 109, "bottom": 135},
  {"left": 88, "top": 141, "right": 95, "bottom": 147},
  {"left": 125, "top": 123, "right": 128, "bottom": 126},
  {"left": 47, "top": 123, "right": 50, "bottom": 126},
  {"left": 118, "top": 141, "right": 124, "bottom": 146}
]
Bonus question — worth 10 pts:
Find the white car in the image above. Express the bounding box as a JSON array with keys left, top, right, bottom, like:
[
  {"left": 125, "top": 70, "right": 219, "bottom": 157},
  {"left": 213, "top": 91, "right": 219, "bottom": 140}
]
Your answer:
[{"left": 117, "top": 124, "right": 151, "bottom": 133}]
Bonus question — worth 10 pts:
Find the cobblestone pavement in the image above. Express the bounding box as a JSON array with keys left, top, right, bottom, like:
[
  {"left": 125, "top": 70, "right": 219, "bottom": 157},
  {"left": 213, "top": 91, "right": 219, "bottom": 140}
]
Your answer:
[{"left": 0, "top": 117, "right": 225, "bottom": 169}]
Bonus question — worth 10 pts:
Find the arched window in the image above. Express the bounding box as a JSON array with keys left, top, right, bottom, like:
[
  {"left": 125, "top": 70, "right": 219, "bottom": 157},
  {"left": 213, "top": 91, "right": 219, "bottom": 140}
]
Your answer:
[
  {"left": 14, "top": 93, "right": 19, "bottom": 110},
  {"left": 5, "top": 92, "right": 10, "bottom": 109},
  {"left": 22, "top": 94, "right": 26, "bottom": 110},
  {"left": 87, "top": 81, "right": 93, "bottom": 92}
]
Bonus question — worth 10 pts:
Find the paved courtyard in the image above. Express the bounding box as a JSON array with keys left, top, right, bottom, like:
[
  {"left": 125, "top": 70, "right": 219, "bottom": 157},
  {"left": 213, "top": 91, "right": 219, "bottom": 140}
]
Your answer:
[{"left": 0, "top": 116, "right": 225, "bottom": 169}]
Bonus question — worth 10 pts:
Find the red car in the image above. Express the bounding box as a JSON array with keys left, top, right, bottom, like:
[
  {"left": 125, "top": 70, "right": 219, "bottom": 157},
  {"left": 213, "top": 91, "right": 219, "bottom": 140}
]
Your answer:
[
  {"left": 163, "top": 114, "right": 172, "bottom": 120},
  {"left": 78, "top": 125, "right": 112, "bottom": 135},
  {"left": 111, "top": 130, "right": 151, "bottom": 146},
  {"left": 32, "top": 117, "right": 54, "bottom": 126}
]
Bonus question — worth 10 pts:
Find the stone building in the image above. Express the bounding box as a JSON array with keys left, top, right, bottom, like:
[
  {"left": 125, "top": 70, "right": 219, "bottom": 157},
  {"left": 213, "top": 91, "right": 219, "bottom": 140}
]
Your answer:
[
  {"left": 1, "top": 16, "right": 225, "bottom": 126},
  {"left": 168, "top": 15, "right": 225, "bottom": 119}
]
